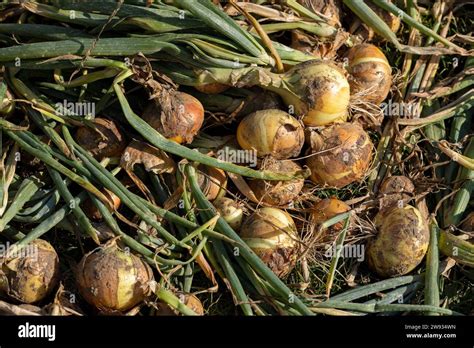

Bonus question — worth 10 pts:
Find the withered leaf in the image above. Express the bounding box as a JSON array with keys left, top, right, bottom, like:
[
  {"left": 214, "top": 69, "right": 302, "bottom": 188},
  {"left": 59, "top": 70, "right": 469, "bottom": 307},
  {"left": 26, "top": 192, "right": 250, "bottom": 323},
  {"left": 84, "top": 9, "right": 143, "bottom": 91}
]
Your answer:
[{"left": 121, "top": 140, "right": 175, "bottom": 174}]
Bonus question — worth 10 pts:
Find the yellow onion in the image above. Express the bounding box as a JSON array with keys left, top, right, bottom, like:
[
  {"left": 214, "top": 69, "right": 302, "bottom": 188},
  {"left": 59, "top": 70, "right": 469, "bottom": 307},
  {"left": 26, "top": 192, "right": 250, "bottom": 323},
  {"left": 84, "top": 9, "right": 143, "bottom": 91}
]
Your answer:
[
  {"left": 240, "top": 207, "right": 298, "bottom": 277},
  {"left": 378, "top": 175, "right": 414, "bottom": 210},
  {"left": 76, "top": 242, "right": 153, "bottom": 312},
  {"left": 311, "top": 198, "right": 351, "bottom": 242},
  {"left": 346, "top": 44, "right": 392, "bottom": 105},
  {"left": 279, "top": 61, "right": 350, "bottom": 127},
  {"left": 194, "top": 83, "right": 229, "bottom": 94},
  {"left": 75, "top": 118, "right": 127, "bottom": 160},
  {"left": 248, "top": 159, "right": 304, "bottom": 206},
  {"left": 367, "top": 205, "right": 429, "bottom": 278},
  {"left": 213, "top": 197, "right": 244, "bottom": 231},
  {"left": 153, "top": 292, "right": 204, "bottom": 316},
  {"left": 142, "top": 91, "right": 204, "bottom": 144},
  {"left": 197, "top": 165, "right": 227, "bottom": 201},
  {"left": 0, "top": 239, "right": 59, "bottom": 304},
  {"left": 82, "top": 189, "right": 121, "bottom": 221},
  {"left": 0, "top": 88, "right": 15, "bottom": 118},
  {"left": 237, "top": 109, "right": 304, "bottom": 159},
  {"left": 306, "top": 122, "right": 373, "bottom": 188}
]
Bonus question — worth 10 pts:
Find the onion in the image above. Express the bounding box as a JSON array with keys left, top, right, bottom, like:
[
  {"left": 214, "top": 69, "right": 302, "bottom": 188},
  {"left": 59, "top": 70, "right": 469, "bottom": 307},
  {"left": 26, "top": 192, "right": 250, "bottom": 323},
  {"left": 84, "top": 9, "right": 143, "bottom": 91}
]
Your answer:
[
  {"left": 76, "top": 242, "right": 153, "bottom": 312},
  {"left": 346, "top": 44, "right": 392, "bottom": 105},
  {"left": 311, "top": 198, "right": 351, "bottom": 242},
  {"left": 279, "top": 61, "right": 350, "bottom": 127},
  {"left": 378, "top": 176, "right": 414, "bottom": 210},
  {"left": 367, "top": 205, "right": 429, "bottom": 278},
  {"left": 197, "top": 165, "right": 227, "bottom": 201},
  {"left": 237, "top": 109, "right": 304, "bottom": 159},
  {"left": 240, "top": 207, "right": 298, "bottom": 277},
  {"left": 142, "top": 91, "right": 204, "bottom": 144},
  {"left": 75, "top": 118, "right": 127, "bottom": 160},
  {"left": 82, "top": 189, "right": 121, "bottom": 221},
  {"left": 248, "top": 159, "right": 304, "bottom": 206},
  {"left": 306, "top": 122, "right": 373, "bottom": 188},
  {"left": 0, "top": 88, "right": 15, "bottom": 118},
  {"left": 194, "top": 83, "right": 229, "bottom": 94},
  {"left": 213, "top": 197, "right": 244, "bottom": 231},
  {"left": 0, "top": 239, "right": 59, "bottom": 304}
]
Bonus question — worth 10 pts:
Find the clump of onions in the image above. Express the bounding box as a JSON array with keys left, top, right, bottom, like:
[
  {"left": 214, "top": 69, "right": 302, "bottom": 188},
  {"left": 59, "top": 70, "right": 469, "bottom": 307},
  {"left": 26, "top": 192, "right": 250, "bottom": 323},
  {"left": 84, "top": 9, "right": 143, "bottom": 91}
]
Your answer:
[
  {"left": 367, "top": 205, "right": 429, "bottom": 278},
  {"left": 75, "top": 118, "right": 127, "bottom": 160},
  {"left": 248, "top": 159, "right": 304, "bottom": 206},
  {"left": 278, "top": 61, "right": 350, "bottom": 127},
  {"left": 240, "top": 207, "right": 298, "bottom": 277},
  {"left": 196, "top": 165, "right": 227, "bottom": 201},
  {"left": 0, "top": 239, "right": 59, "bottom": 304},
  {"left": 213, "top": 197, "right": 244, "bottom": 231},
  {"left": 82, "top": 189, "right": 121, "bottom": 221},
  {"left": 306, "top": 122, "right": 373, "bottom": 188},
  {"left": 378, "top": 175, "right": 414, "bottom": 210},
  {"left": 237, "top": 109, "right": 304, "bottom": 159},
  {"left": 142, "top": 91, "right": 204, "bottom": 144},
  {"left": 194, "top": 83, "right": 229, "bottom": 94},
  {"left": 311, "top": 198, "right": 351, "bottom": 242},
  {"left": 346, "top": 44, "right": 392, "bottom": 105},
  {"left": 0, "top": 88, "right": 15, "bottom": 118},
  {"left": 76, "top": 242, "right": 153, "bottom": 312}
]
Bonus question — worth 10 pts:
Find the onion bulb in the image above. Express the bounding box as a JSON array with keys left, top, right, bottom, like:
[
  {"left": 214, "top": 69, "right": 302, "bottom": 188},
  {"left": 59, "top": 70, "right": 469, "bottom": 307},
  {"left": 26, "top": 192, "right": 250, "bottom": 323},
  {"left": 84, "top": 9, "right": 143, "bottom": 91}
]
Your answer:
[
  {"left": 142, "top": 91, "right": 204, "bottom": 144},
  {"left": 82, "top": 189, "right": 121, "bottom": 221},
  {"left": 367, "top": 205, "right": 429, "bottom": 278},
  {"left": 76, "top": 118, "right": 127, "bottom": 160},
  {"left": 378, "top": 176, "right": 414, "bottom": 210},
  {"left": 0, "top": 88, "right": 15, "bottom": 118},
  {"left": 194, "top": 83, "right": 229, "bottom": 94},
  {"left": 311, "top": 198, "right": 351, "bottom": 241},
  {"left": 306, "top": 122, "right": 373, "bottom": 188},
  {"left": 346, "top": 44, "right": 392, "bottom": 105},
  {"left": 279, "top": 61, "right": 350, "bottom": 127},
  {"left": 76, "top": 242, "right": 153, "bottom": 312},
  {"left": 248, "top": 159, "right": 304, "bottom": 206},
  {"left": 197, "top": 165, "right": 227, "bottom": 201},
  {"left": 237, "top": 109, "right": 304, "bottom": 159},
  {"left": 213, "top": 197, "right": 244, "bottom": 231},
  {"left": 0, "top": 239, "right": 59, "bottom": 304},
  {"left": 240, "top": 207, "right": 298, "bottom": 277}
]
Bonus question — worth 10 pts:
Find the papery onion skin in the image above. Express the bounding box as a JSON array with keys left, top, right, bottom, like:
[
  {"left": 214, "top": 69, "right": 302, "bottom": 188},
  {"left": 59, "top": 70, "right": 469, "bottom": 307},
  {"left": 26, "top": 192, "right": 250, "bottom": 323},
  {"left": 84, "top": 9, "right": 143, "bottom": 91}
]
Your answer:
[
  {"left": 306, "top": 122, "right": 373, "bottom": 188},
  {"left": 346, "top": 44, "right": 392, "bottom": 105},
  {"left": 142, "top": 91, "right": 204, "bottom": 144},
  {"left": 378, "top": 176, "right": 414, "bottom": 210},
  {"left": 367, "top": 205, "right": 429, "bottom": 278},
  {"left": 76, "top": 243, "right": 153, "bottom": 312},
  {"left": 282, "top": 61, "right": 350, "bottom": 127},
  {"left": 0, "top": 239, "right": 59, "bottom": 304},
  {"left": 240, "top": 207, "right": 298, "bottom": 277},
  {"left": 311, "top": 198, "right": 351, "bottom": 242},
  {"left": 213, "top": 197, "right": 244, "bottom": 231},
  {"left": 76, "top": 118, "right": 127, "bottom": 160},
  {"left": 237, "top": 109, "right": 304, "bottom": 159},
  {"left": 197, "top": 165, "right": 227, "bottom": 201},
  {"left": 248, "top": 159, "right": 304, "bottom": 206}
]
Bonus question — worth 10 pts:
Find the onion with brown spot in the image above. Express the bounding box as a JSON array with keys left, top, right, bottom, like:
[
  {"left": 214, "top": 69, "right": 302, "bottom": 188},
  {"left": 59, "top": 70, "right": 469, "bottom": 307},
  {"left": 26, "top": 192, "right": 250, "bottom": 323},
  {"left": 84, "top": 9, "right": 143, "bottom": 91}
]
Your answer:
[
  {"left": 240, "top": 207, "right": 299, "bottom": 277},
  {"left": 213, "top": 197, "right": 244, "bottom": 231},
  {"left": 76, "top": 242, "right": 153, "bottom": 312},
  {"left": 236, "top": 109, "right": 304, "bottom": 159},
  {"left": 378, "top": 175, "right": 415, "bottom": 210},
  {"left": 306, "top": 122, "right": 373, "bottom": 188}
]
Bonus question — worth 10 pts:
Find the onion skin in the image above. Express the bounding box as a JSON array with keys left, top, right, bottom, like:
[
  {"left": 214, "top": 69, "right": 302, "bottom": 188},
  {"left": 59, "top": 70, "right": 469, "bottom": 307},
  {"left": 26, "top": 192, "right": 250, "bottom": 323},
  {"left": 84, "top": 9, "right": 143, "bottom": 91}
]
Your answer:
[
  {"left": 282, "top": 61, "right": 350, "bottom": 127},
  {"left": 194, "top": 83, "right": 229, "bottom": 94},
  {"left": 240, "top": 207, "right": 298, "bottom": 277},
  {"left": 311, "top": 198, "right": 351, "bottom": 242},
  {"left": 142, "top": 91, "right": 204, "bottom": 144},
  {"left": 197, "top": 165, "right": 227, "bottom": 201},
  {"left": 76, "top": 243, "right": 153, "bottom": 312},
  {"left": 248, "top": 159, "right": 304, "bottom": 206},
  {"left": 213, "top": 197, "right": 244, "bottom": 231},
  {"left": 0, "top": 239, "right": 59, "bottom": 304},
  {"left": 379, "top": 176, "right": 414, "bottom": 210},
  {"left": 75, "top": 118, "right": 127, "bottom": 160},
  {"left": 306, "top": 122, "right": 373, "bottom": 188},
  {"left": 367, "top": 205, "right": 429, "bottom": 278},
  {"left": 346, "top": 44, "right": 392, "bottom": 105},
  {"left": 237, "top": 109, "right": 304, "bottom": 159}
]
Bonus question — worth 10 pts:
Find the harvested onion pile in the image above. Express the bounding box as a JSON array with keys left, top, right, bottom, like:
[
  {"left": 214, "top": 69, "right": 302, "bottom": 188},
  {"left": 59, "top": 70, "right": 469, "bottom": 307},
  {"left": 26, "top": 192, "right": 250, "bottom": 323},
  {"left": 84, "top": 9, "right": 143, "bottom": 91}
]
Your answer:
[{"left": 0, "top": 0, "right": 472, "bottom": 319}]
